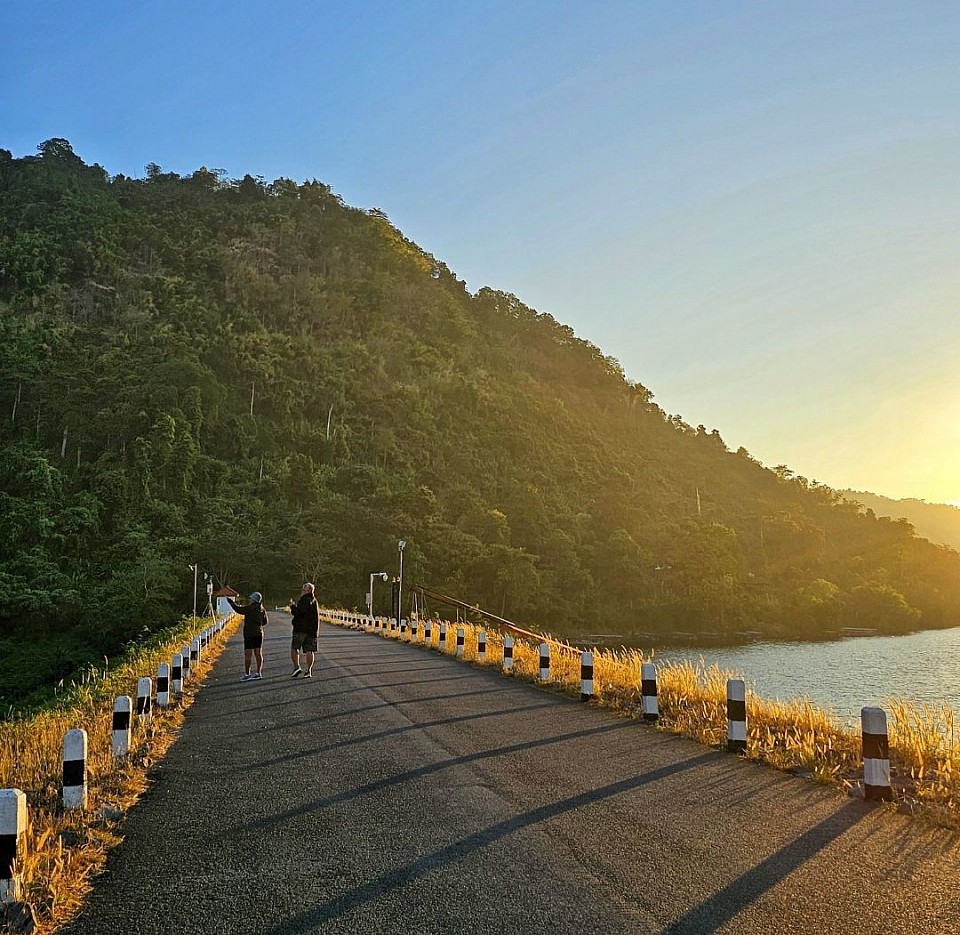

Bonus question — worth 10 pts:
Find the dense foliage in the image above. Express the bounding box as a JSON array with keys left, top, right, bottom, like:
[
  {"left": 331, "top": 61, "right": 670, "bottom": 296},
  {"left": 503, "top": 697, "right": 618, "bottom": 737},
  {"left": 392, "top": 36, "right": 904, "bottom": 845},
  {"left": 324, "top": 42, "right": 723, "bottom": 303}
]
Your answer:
[
  {"left": 2, "top": 139, "right": 958, "bottom": 706},
  {"left": 841, "top": 490, "right": 960, "bottom": 551}
]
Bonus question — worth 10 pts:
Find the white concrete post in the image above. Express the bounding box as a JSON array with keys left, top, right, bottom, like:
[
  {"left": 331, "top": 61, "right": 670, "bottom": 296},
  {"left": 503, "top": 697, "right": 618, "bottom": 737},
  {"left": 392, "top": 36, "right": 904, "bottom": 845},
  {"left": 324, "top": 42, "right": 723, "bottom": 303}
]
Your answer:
[
  {"left": 0, "top": 789, "right": 27, "bottom": 904},
  {"left": 180, "top": 644, "right": 192, "bottom": 680},
  {"left": 156, "top": 662, "right": 171, "bottom": 708},
  {"left": 539, "top": 642, "right": 551, "bottom": 682},
  {"left": 62, "top": 728, "right": 88, "bottom": 810},
  {"left": 862, "top": 707, "right": 893, "bottom": 802},
  {"left": 503, "top": 636, "right": 514, "bottom": 671},
  {"left": 456, "top": 627, "right": 465, "bottom": 658},
  {"left": 171, "top": 653, "right": 183, "bottom": 697},
  {"left": 726, "top": 678, "right": 747, "bottom": 754},
  {"left": 439, "top": 622, "right": 448, "bottom": 650},
  {"left": 641, "top": 662, "right": 659, "bottom": 722},
  {"left": 580, "top": 651, "right": 595, "bottom": 701},
  {"left": 424, "top": 619, "right": 432, "bottom": 643},
  {"left": 478, "top": 630, "right": 487, "bottom": 662},
  {"left": 136, "top": 676, "right": 153, "bottom": 723},
  {"left": 112, "top": 695, "right": 132, "bottom": 757}
]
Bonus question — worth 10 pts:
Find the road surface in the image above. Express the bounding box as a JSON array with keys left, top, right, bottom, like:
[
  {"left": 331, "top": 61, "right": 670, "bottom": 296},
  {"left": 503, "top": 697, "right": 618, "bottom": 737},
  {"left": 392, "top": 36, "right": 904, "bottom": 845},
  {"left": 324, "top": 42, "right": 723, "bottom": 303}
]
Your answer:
[{"left": 63, "top": 618, "right": 960, "bottom": 934}]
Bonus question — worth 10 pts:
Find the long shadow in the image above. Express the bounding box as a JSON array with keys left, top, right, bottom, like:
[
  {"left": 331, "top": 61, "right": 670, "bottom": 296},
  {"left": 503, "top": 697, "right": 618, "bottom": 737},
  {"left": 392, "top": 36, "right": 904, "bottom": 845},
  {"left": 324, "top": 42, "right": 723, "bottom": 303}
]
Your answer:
[
  {"left": 229, "top": 687, "right": 505, "bottom": 736},
  {"left": 250, "top": 700, "right": 561, "bottom": 768},
  {"left": 261, "top": 750, "right": 718, "bottom": 933},
  {"left": 661, "top": 798, "right": 867, "bottom": 934},
  {"left": 242, "top": 720, "right": 635, "bottom": 831}
]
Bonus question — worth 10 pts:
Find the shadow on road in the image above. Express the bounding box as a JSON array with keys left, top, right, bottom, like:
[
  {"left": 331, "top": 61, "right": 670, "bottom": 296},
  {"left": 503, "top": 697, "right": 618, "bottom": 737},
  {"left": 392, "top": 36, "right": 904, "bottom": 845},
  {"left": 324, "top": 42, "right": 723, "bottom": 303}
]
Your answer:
[
  {"left": 660, "top": 798, "right": 866, "bottom": 934},
  {"left": 260, "top": 750, "right": 718, "bottom": 933},
  {"left": 248, "top": 699, "right": 561, "bottom": 768},
  {"left": 241, "top": 720, "right": 635, "bottom": 831}
]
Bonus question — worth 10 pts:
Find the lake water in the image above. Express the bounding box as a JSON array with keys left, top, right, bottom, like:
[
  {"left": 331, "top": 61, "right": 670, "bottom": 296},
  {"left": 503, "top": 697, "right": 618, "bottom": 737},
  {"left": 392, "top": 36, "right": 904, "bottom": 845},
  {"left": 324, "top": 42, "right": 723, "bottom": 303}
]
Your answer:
[{"left": 648, "top": 626, "right": 960, "bottom": 724}]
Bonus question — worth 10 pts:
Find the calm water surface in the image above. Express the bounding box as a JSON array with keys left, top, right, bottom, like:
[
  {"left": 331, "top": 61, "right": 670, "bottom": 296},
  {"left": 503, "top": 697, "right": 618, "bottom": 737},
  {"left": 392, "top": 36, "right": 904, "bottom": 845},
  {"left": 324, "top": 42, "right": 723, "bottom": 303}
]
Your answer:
[{"left": 650, "top": 626, "right": 960, "bottom": 724}]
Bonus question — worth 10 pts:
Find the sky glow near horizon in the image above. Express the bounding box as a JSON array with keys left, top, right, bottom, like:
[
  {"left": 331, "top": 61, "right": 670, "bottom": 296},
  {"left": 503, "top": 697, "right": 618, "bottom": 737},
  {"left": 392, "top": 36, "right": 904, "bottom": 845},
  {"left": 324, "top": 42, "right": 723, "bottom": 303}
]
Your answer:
[{"left": 3, "top": 1, "right": 959, "bottom": 503}]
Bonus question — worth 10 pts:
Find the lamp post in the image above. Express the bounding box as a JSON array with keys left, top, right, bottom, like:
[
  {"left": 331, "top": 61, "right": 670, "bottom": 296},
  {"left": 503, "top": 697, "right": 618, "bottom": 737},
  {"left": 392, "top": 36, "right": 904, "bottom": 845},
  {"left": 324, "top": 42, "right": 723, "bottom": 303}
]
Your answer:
[
  {"left": 187, "top": 564, "right": 198, "bottom": 619},
  {"left": 397, "top": 540, "right": 406, "bottom": 624},
  {"left": 368, "top": 572, "right": 388, "bottom": 617}
]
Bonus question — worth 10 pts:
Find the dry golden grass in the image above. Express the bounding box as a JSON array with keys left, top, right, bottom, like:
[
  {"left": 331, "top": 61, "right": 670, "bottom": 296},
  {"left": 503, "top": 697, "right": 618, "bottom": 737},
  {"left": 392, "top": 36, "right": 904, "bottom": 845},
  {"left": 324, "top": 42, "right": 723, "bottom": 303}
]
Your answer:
[
  {"left": 344, "top": 614, "right": 960, "bottom": 828},
  {"left": 1, "top": 615, "right": 240, "bottom": 934}
]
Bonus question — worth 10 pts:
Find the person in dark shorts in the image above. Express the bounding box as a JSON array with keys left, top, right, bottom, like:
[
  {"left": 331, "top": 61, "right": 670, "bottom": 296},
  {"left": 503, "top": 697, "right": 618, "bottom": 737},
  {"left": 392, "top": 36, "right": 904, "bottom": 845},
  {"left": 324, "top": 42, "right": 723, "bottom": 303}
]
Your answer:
[
  {"left": 227, "top": 591, "right": 269, "bottom": 680},
  {"left": 289, "top": 582, "right": 320, "bottom": 678}
]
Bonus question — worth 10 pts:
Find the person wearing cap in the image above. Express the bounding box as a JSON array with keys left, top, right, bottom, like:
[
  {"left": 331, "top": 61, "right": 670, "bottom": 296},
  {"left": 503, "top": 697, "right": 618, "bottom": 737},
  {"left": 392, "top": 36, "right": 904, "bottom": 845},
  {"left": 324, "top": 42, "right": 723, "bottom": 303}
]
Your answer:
[
  {"left": 227, "top": 591, "right": 269, "bottom": 680},
  {"left": 288, "top": 582, "right": 320, "bottom": 678}
]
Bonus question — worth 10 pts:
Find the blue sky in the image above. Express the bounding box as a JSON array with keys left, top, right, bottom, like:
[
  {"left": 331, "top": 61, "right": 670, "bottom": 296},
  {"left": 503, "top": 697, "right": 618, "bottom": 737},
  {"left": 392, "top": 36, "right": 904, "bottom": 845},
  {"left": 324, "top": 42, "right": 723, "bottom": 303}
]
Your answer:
[{"left": 4, "top": 1, "right": 960, "bottom": 502}]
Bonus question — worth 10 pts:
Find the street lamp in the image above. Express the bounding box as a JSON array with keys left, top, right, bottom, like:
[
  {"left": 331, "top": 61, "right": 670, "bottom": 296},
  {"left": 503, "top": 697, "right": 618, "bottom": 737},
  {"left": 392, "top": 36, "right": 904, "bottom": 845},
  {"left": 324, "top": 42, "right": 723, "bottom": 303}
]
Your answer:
[
  {"left": 187, "top": 564, "right": 198, "bottom": 618},
  {"left": 368, "top": 572, "right": 388, "bottom": 617},
  {"left": 397, "top": 540, "right": 406, "bottom": 624}
]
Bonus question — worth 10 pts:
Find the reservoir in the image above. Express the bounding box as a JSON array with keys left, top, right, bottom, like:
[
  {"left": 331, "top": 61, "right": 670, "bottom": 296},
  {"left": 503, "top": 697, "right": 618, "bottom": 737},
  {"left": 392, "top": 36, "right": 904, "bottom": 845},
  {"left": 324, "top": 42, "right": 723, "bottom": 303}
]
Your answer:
[{"left": 648, "top": 625, "right": 960, "bottom": 724}]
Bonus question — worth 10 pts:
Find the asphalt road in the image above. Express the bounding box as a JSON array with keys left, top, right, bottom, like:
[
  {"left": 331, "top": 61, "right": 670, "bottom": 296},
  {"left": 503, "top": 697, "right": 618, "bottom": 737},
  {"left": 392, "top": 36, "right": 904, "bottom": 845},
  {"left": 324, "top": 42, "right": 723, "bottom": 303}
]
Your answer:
[{"left": 63, "top": 619, "right": 960, "bottom": 934}]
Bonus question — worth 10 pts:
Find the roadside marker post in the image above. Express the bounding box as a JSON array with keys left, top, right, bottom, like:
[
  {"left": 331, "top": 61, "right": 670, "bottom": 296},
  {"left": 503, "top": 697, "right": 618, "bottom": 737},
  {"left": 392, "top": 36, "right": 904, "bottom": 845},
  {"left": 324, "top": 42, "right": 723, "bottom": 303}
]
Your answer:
[
  {"left": 580, "top": 651, "right": 595, "bottom": 701},
  {"left": 156, "top": 662, "right": 171, "bottom": 708},
  {"left": 112, "top": 696, "right": 132, "bottom": 757},
  {"left": 503, "top": 636, "right": 514, "bottom": 672},
  {"left": 478, "top": 631, "right": 487, "bottom": 662},
  {"left": 641, "top": 662, "right": 659, "bottom": 722},
  {"left": 62, "top": 728, "right": 88, "bottom": 810},
  {"left": 0, "top": 789, "right": 27, "bottom": 904},
  {"left": 456, "top": 627, "right": 465, "bottom": 658},
  {"left": 727, "top": 679, "right": 747, "bottom": 754},
  {"left": 136, "top": 676, "right": 153, "bottom": 724},
  {"left": 539, "top": 642, "right": 551, "bottom": 683},
  {"left": 862, "top": 707, "right": 893, "bottom": 801}
]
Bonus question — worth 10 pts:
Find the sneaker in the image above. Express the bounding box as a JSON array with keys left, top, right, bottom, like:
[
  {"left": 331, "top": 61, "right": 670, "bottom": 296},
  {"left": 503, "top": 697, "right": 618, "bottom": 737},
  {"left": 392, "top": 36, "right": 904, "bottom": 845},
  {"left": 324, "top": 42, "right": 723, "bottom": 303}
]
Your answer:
[
  {"left": 241, "top": 673, "right": 252, "bottom": 681},
  {"left": 304, "top": 671, "right": 312, "bottom": 678},
  {"left": 291, "top": 667, "right": 302, "bottom": 678},
  {"left": 252, "top": 672, "right": 263, "bottom": 680}
]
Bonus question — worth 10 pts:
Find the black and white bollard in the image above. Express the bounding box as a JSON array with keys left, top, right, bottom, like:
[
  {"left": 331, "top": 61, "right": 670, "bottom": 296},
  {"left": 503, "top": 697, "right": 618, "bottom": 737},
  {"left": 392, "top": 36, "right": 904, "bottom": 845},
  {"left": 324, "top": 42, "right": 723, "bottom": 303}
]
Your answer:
[
  {"left": 62, "top": 728, "right": 88, "bottom": 810},
  {"left": 456, "top": 627, "right": 465, "bottom": 658},
  {"left": 171, "top": 653, "right": 183, "bottom": 697},
  {"left": 112, "top": 695, "right": 132, "bottom": 757},
  {"left": 503, "top": 636, "right": 514, "bottom": 671},
  {"left": 478, "top": 630, "right": 487, "bottom": 662},
  {"left": 181, "top": 644, "right": 192, "bottom": 681},
  {"left": 400, "top": 618, "right": 407, "bottom": 637},
  {"left": 411, "top": 618, "right": 419, "bottom": 641},
  {"left": 390, "top": 618, "right": 397, "bottom": 632},
  {"left": 861, "top": 706, "right": 893, "bottom": 802},
  {"left": 538, "top": 642, "right": 551, "bottom": 682},
  {"left": 137, "top": 676, "right": 153, "bottom": 723},
  {"left": 424, "top": 619, "right": 432, "bottom": 643},
  {"left": 0, "top": 789, "right": 27, "bottom": 905},
  {"left": 726, "top": 678, "right": 747, "bottom": 754},
  {"left": 641, "top": 662, "right": 659, "bottom": 722},
  {"left": 580, "top": 651, "right": 595, "bottom": 701},
  {"left": 439, "top": 622, "right": 447, "bottom": 651},
  {"left": 157, "top": 662, "right": 170, "bottom": 708},
  {"left": 191, "top": 636, "right": 201, "bottom": 669}
]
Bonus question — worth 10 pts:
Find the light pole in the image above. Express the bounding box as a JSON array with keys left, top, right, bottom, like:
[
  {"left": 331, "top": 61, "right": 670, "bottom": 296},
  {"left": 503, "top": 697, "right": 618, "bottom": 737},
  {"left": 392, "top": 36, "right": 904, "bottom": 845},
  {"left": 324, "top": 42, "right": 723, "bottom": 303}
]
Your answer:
[
  {"left": 397, "top": 540, "right": 406, "bottom": 623},
  {"left": 368, "top": 572, "right": 388, "bottom": 617},
  {"left": 188, "top": 564, "right": 198, "bottom": 619}
]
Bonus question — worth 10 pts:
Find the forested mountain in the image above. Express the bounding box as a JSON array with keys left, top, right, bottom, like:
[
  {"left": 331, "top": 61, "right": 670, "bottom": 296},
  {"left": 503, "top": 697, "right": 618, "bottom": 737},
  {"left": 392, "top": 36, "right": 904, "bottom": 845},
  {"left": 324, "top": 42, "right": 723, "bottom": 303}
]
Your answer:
[
  {"left": 841, "top": 490, "right": 960, "bottom": 551},
  {"left": 2, "top": 139, "right": 959, "bottom": 706}
]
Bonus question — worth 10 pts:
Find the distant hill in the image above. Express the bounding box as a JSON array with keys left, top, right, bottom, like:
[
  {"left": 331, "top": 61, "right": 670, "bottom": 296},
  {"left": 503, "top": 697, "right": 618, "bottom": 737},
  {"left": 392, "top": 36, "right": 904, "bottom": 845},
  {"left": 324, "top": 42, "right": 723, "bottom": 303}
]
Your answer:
[
  {"left": 840, "top": 491, "right": 960, "bottom": 551},
  {"left": 2, "top": 138, "right": 960, "bottom": 706}
]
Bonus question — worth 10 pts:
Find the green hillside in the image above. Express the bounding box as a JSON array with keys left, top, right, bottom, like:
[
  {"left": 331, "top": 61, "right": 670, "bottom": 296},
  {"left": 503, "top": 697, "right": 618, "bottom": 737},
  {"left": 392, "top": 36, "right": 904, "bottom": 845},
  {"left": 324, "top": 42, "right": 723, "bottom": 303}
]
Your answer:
[
  {"left": 841, "top": 490, "right": 960, "bottom": 551},
  {"left": 2, "top": 139, "right": 959, "bottom": 707}
]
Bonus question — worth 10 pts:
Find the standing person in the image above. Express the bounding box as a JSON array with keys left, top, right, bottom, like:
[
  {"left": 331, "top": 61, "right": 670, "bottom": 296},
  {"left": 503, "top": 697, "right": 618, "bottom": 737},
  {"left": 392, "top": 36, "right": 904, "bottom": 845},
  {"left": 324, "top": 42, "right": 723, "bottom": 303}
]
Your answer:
[
  {"left": 289, "top": 582, "right": 320, "bottom": 678},
  {"left": 227, "top": 591, "right": 269, "bottom": 680}
]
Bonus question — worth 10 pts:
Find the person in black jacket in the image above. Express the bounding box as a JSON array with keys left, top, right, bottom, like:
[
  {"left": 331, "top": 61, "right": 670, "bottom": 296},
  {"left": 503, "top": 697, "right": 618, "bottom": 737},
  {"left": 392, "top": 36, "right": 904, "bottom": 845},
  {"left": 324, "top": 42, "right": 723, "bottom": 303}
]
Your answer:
[
  {"left": 227, "top": 591, "right": 269, "bottom": 680},
  {"left": 289, "top": 582, "right": 320, "bottom": 678}
]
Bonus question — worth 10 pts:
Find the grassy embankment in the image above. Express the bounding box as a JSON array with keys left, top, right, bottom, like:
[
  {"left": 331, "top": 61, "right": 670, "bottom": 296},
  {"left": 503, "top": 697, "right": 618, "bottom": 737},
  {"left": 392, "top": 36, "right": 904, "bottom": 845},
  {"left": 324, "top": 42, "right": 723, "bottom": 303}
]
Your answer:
[
  {"left": 339, "top": 616, "right": 960, "bottom": 829},
  {"left": 0, "top": 614, "right": 240, "bottom": 935}
]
